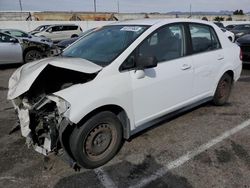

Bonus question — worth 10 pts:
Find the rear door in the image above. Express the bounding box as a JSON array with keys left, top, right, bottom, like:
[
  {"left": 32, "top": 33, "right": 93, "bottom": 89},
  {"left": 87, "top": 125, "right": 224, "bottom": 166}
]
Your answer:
[
  {"left": 0, "top": 33, "right": 22, "bottom": 64},
  {"left": 126, "top": 24, "right": 194, "bottom": 126},
  {"left": 188, "top": 23, "right": 224, "bottom": 97},
  {"left": 48, "top": 26, "right": 64, "bottom": 41},
  {"left": 63, "top": 25, "right": 78, "bottom": 38}
]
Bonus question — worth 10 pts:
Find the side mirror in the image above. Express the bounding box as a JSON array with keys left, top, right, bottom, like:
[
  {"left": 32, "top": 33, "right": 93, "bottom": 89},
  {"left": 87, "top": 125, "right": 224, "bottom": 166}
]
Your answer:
[
  {"left": 10, "top": 38, "right": 18, "bottom": 43},
  {"left": 136, "top": 56, "right": 158, "bottom": 70}
]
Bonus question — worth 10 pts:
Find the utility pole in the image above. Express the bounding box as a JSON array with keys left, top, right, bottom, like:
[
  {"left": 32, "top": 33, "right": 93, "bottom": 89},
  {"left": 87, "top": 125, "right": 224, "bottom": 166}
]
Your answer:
[
  {"left": 189, "top": 4, "right": 192, "bottom": 17},
  {"left": 117, "top": 0, "right": 120, "bottom": 13},
  {"left": 94, "top": 0, "right": 97, "bottom": 12},
  {"left": 19, "top": 0, "right": 23, "bottom": 12}
]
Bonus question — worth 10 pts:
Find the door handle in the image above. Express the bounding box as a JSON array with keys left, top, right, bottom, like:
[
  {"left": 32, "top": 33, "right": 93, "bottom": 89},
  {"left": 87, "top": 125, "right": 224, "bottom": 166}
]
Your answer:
[
  {"left": 217, "top": 55, "right": 224, "bottom": 60},
  {"left": 181, "top": 64, "right": 191, "bottom": 70}
]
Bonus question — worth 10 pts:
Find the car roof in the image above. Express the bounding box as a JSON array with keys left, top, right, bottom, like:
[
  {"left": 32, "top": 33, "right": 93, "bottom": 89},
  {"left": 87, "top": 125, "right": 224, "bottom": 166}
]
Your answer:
[
  {"left": 1, "top": 29, "right": 26, "bottom": 32},
  {"left": 0, "top": 31, "right": 17, "bottom": 38},
  {"left": 108, "top": 18, "right": 215, "bottom": 27},
  {"left": 48, "top": 24, "right": 79, "bottom": 27}
]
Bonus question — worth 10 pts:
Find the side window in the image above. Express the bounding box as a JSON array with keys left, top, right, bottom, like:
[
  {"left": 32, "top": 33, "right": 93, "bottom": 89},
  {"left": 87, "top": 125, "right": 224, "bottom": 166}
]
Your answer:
[
  {"left": 0, "top": 33, "right": 12, "bottom": 43},
  {"left": 51, "top": 26, "right": 62, "bottom": 32},
  {"left": 10, "top": 31, "right": 28, "bottom": 38},
  {"left": 138, "top": 24, "right": 185, "bottom": 63},
  {"left": 189, "top": 24, "right": 221, "bottom": 54},
  {"left": 62, "top": 26, "right": 78, "bottom": 31},
  {"left": 120, "top": 24, "right": 185, "bottom": 71}
]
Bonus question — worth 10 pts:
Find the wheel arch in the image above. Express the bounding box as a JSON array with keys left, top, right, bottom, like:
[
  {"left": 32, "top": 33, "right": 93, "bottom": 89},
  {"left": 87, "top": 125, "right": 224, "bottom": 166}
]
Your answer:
[
  {"left": 225, "top": 70, "right": 234, "bottom": 81},
  {"left": 23, "top": 46, "right": 43, "bottom": 61},
  {"left": 213, "top": 69, "right": 234, "bottom": 95},
  {"left": 76, "top": 104, "right": 131, "bottom": 139}
]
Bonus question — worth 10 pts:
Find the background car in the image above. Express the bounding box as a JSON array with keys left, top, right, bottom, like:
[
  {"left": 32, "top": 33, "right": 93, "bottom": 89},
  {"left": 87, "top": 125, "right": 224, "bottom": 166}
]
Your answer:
[
  {"left": 0, "top": 31, "right": 52, "bottom": 64},
  {"left": 214, "top": 22, "right": 225, "bottom": 29},
  {"left": 1, "top": 29, "right": 53, "bottom": 47},
  {"left": 225, "top": 24, "right": 237, "bottom": 31},
  {"left": 29, "top": 24, "right": 51, "bottom": 35},
  {"left": 231, "top": 24, "right": 250, "bottom": 39},
  {"left": 56, "top": 28, "right": 96, "bottom": 49},
  {"left": 0, "top": 32, "right": 23, "bottom": 64},
  {"left": 34, "top": 24, "right": 82, "bottom": 42},
  {"left": 221, "top": 28, "right": 235, "bottom": 42},
  {"left": 236, "top": 34, "right": 250, "bottom": 63}
]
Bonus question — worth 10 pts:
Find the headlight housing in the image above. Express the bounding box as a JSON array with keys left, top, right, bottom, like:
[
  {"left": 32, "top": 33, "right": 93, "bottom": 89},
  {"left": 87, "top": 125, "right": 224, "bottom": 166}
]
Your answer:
[{"left": 47, "top": 95, "right": 71, "bottom": 115}]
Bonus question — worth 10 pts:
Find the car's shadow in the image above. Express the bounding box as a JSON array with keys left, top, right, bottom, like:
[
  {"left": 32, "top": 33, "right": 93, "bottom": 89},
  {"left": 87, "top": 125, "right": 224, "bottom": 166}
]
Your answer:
[
  {"left": 243, "top": 64, "right": 250, "bottom": 70},
  {"left": 0, "top": 63, "right": 21, "bottom": 70}
]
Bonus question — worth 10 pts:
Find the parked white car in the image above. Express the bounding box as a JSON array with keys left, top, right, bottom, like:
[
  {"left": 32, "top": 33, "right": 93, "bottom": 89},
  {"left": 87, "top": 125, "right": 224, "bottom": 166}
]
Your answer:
[
  {"left": 8, "top": 19, "right": 242, "bottom": 169},
  {"left": 34, "top": 24, "right": 82, "bottom": 42}
]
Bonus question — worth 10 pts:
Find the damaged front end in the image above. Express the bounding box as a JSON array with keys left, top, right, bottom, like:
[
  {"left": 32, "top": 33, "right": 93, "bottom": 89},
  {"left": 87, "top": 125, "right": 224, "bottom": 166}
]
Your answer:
[
  {"left": 7, "top": 58, "right": 102, "bottom": 169},
  {"left": 12, "top": 94, "right": 71, "bottom": 155}
]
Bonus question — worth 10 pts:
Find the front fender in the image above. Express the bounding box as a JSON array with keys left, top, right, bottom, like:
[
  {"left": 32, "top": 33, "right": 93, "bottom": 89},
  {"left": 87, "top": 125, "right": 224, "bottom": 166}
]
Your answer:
[{"left": 53, "top": 72, "right": 135, "bottom": 130}]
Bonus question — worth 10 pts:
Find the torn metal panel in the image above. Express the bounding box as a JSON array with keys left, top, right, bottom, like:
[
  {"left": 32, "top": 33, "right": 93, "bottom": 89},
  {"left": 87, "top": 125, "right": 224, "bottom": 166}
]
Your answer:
[{"left": 7, "top": 57, "right": 102, "bottom": 100}]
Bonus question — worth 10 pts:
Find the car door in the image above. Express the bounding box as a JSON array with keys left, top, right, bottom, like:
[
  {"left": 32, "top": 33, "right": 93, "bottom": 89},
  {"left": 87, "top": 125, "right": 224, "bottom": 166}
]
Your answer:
[
  {"left": 47, "top": 26, "right": 63, "bottom": 41},
  {"left": 0, "top": 33, "right": 22, "bottom": 64},
  {"left": 127, "top": 24, "right": 194, "bottom": 126},
  {"left": 189, "top": 23, "right": 224, "bottom": 97}
]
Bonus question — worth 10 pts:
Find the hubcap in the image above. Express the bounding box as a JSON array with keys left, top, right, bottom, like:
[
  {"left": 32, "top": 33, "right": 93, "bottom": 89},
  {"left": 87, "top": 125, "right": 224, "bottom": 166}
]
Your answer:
[
  {"left": 218, "top": 80, "right": 229, "bottom": 99},
  {"left": 25, "top": 51, "right": 42, "bottom": 62},
  {"left": 85, "top": 123, "right": 114, "bottom": 160}
]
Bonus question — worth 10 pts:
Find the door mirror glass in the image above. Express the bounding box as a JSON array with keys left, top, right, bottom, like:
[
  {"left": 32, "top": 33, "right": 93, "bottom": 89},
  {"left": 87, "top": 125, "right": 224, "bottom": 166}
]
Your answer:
[{"left": 136, "top": 56, "right": 158, "bottom": 70}]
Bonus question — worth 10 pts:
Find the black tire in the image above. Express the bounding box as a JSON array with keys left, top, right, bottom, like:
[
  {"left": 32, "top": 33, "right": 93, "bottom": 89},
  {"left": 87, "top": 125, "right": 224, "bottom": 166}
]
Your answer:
[
  {"left": 213, "top": 73, "right": 233, "bottom": 106},
  {"left": 71, "top": 34, "right": 78, "bottom": 38},
  {"left": 24, "top": 49, "right": 42, "bottom": 63},
  {"left": 69, "top": 111, "right": 123, "bottom": 169}
]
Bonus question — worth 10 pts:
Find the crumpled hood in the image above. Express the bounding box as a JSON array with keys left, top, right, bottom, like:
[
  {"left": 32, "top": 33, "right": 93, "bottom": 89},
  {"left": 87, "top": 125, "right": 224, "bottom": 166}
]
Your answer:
[{"left": 7, "top": 57, "right": 102, "bottom": 100}]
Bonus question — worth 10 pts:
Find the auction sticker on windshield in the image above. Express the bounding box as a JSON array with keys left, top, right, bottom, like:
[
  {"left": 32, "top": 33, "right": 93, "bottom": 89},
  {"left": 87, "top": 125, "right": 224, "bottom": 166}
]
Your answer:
[{"left": 121, "top": 26, "right": 142, "bottom": 32}]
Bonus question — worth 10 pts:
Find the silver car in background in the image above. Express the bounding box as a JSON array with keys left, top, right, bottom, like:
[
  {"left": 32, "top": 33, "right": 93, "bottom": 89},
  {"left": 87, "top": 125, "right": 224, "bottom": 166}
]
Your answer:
[
  {"left": 0, "top": 31, "right": 53, "bottom": 64},
  {"left": 0, "top": 32, "right": 23, "bottom": 64},
  {"left": 1, "top": 29, "right": 53, "bottom": 47}
]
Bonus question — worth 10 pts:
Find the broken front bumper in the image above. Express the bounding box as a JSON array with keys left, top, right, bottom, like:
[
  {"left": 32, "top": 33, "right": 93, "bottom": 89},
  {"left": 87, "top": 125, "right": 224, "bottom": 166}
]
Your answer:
[{"left": 12, "top": 95, "right": 71, "bottom": 156}]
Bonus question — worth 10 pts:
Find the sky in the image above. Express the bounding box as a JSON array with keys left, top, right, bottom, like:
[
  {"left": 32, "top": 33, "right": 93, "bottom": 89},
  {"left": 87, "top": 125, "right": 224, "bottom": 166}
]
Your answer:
[{"left": 0, "top": 0, "right": 249, "bottom": 13}]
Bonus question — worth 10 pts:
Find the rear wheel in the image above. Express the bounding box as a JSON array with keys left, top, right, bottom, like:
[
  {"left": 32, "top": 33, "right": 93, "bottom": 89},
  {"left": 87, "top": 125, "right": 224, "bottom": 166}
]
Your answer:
[
  {"left": 213, "top": 73, "right": 233, "bottom": 106},
  {"left": 71, "top": 34, "right": 78, "bottom": 38},
  {"left": 24, "top": 49, "right": 42, "bottom": 63},
  {"left": 69, "top": 111, "right": 123, "bottom": 169}
]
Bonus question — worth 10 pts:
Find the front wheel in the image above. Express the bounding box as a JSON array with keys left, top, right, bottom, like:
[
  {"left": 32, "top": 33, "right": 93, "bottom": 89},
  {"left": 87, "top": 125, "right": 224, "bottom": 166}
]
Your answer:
[
  {"left": 213, "top": 73, "right": 233, "bottom": 106},
  {"left": 24, "top": 49, "right": 42, "bottom": 63},
  {"left": 69, "top": 111, "right": 123, "bottom": 169}
]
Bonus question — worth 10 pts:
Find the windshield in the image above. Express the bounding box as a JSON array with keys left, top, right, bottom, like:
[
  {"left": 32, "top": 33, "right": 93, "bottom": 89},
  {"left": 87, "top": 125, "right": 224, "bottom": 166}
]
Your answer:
[
  {"left": 62, "top": 25, "right": 148, "bottom": 67},
  {"left": 4, "top": 30, "right": 29, "bottom": 38},
  {"left": 34, "top": 25, "right": 49, "bottom": 31},
  {"left": 234, "top": 25, "right": 250, "bottom": 30}
]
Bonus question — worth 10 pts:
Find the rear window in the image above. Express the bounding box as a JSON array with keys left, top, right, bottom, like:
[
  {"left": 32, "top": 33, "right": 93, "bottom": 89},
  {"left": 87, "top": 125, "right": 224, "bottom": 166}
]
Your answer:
[{"left": 189, "top": 24, "right": 221, "bottom": 54}]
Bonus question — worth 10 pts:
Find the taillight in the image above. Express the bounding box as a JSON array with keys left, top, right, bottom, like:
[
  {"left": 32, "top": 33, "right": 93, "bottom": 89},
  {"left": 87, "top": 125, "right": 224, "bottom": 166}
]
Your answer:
[{"left": 240, "top": 48, "right": 243, "bottom": 61}]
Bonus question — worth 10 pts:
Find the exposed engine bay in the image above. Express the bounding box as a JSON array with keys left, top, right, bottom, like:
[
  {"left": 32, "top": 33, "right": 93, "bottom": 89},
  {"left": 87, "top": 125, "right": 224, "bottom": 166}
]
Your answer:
[{"left": 11, "top": 65, "right": 97, "bottom": 157}]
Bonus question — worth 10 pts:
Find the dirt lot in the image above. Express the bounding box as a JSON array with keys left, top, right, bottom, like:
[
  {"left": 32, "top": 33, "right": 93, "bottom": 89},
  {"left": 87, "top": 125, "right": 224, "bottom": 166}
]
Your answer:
[{"left": 0, "top": 64, "right": 250, "bottom": 188}]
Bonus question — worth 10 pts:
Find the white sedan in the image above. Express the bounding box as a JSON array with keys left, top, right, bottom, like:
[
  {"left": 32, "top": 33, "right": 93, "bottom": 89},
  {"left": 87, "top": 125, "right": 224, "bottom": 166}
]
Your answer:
[{"left": 8, "top": 19, "right": 242, "bottom": 169}]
